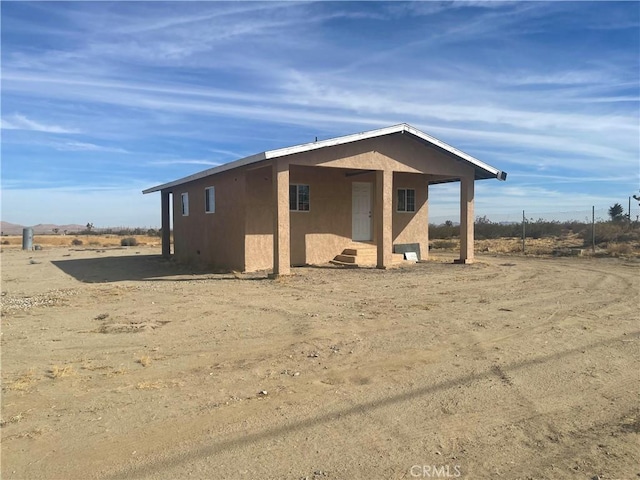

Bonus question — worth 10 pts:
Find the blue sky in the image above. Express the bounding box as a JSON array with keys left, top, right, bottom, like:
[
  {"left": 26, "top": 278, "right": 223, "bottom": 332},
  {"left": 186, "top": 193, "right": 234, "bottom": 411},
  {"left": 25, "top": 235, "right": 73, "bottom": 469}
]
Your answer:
[{"left": 1, "top": 1, "right": 639, "bottom": 227}]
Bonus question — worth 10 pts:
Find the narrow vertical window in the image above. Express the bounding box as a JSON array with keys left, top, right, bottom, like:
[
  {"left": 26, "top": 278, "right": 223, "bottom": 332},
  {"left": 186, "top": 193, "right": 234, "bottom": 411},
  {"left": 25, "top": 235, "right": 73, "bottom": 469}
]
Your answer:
[
  {"left": 397, "top": 189, "right": 406, "bottom": 212},
  {"left": 297, "top": 185, "right": 310, "bottom": 211},
  {"left": 290, "top": 184, "right": 310, "bottom": 211},
  {"left": 406, "top": 189, "right": 415, "bottom": 212},
  {"left": 181, "top": 192, "right": 189, "bottom": 216},
  {"left": 205, "top": 186, "right": 215, "bottom": 213},
  {"left": 289, "top": 185, "right": 297, "bottom": 211},
  {"left": 397, "top": 189, "right": 415, "bottom": 212}
]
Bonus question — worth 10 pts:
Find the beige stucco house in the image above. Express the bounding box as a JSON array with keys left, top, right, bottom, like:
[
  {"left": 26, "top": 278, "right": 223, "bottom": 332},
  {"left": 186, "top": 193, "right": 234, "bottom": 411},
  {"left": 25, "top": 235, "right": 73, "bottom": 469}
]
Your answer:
[{"left": 143, "top": 123, "right": 506, "bottom": 275}]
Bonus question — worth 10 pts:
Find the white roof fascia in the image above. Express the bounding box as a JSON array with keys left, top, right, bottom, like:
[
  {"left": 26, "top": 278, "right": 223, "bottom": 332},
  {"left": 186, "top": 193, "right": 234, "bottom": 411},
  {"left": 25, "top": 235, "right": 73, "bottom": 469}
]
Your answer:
[
  {"left": 402, "top": 124, "right": 501, "bottom": 177},
  {"left": 143, "top": 123, "right": 504, "bottom": 194},
  {"left": 264, "top": 123, "right": 405, "bottom": 159},
  {"left": 142, "top": 152, "right": 268, "bottom": 194}
]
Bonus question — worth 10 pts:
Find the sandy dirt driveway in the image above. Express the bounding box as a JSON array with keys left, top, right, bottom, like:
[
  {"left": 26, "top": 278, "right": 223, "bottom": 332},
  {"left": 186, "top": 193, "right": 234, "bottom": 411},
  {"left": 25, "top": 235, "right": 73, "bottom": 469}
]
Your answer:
[{"left": 1, "top": 246, "right": 638, "bottom": 479}]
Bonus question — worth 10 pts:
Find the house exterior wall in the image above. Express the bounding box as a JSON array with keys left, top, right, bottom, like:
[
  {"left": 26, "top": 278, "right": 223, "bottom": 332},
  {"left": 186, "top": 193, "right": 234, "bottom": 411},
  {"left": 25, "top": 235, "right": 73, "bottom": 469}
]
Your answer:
[
  {"left": 170, "top": 133, "right": 475, "bottom": 272},
  {"left": 244, "top": 165, "right": 274, "bottom": 272},
  {"left": 391, "top": 172, "right": 429, "bottom": 260},
  {"left": 289, "top": 165, "right": 362, "bottom": 266},
  {"left": 172, "top": 169, "right": 245, "bottom": 271},
  {"left": 275, "top": 166, "right": 429, "bottom": 268},
  {"left": 288, "top": 134, "right": 474, "bottom": 177}
]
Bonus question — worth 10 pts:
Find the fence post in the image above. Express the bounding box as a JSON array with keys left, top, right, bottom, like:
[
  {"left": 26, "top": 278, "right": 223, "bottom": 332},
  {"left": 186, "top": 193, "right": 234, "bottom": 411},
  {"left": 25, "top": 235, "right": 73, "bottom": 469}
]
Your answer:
[
  {"left": 592, "top": 206, "right": 595, "bottom": 252},
  {"left": 522, "top": 210, "right": 526, "bottom": 253}
]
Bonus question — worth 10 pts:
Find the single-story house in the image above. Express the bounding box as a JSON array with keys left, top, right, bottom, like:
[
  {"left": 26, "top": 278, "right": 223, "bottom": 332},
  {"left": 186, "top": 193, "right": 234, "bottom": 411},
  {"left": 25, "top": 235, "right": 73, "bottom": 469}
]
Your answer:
[{"left": 143, "top": 123, "right": 506, "bottom": 275}]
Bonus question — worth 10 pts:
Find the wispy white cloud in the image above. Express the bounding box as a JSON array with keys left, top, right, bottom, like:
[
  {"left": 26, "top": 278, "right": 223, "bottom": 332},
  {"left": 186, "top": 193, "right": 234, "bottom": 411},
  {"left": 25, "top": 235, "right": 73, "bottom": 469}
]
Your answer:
[
  {"left": 1, "top": 1, "right": 637, "bottom": 227},
  {"left": 148, "top": 159, "right": 221, "bottom": 167},
  {"left": 4, "top": 70, "right": 636, "bottom": 170},
  {"left": 208, "top": 147, "right": 246, "bottom": 158},
  {"left": 1, "top": 114, "right": 80, "bottom": 134},
  {"left": 54, "top": 141, "right": 129, "bottom": 153}
]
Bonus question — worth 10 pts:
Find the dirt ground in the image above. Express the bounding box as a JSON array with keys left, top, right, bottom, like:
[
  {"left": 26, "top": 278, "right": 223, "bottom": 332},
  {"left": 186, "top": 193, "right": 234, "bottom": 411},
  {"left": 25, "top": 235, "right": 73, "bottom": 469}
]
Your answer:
[{"left": 1, "top": 245, "right": 638, "bottom": 480}]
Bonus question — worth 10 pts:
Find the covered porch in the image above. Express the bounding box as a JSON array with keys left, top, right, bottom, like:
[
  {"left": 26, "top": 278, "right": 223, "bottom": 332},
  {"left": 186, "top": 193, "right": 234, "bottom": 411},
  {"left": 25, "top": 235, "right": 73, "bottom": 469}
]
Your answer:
[{"left": 268, "top": 160, "right": 477, "bottom": 276}]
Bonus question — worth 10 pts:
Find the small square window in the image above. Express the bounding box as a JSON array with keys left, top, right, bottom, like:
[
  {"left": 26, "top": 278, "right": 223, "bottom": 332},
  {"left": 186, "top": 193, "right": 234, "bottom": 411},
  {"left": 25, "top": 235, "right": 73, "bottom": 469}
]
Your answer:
[
  {"left": 290, "top": 184, "right": 310, "bottom": 211},
  {"left": 205, "top": 186, "right": 215, "bottom": 213},
  {"left": 397, "top": 189, "right": 415, "bottom": 213},
  {"left": 181, "top": 192, "right": 189, "bottom": 216}
]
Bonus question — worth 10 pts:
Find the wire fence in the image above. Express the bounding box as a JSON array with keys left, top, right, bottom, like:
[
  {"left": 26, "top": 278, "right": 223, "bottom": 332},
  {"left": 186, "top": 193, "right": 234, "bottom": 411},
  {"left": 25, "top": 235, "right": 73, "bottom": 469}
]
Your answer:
[
  {"left": 429, "top": 207, "right": 638, "bottom": 226},
  {"left": 429, "top": 205, "right": 640, "bottom": 253}
]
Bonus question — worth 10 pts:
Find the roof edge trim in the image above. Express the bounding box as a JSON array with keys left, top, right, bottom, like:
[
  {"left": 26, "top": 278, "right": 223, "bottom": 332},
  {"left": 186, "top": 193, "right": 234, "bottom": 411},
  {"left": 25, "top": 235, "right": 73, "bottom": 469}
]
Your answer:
[{"left": 143, "top": 123, "right": 506, "bottom": 194}]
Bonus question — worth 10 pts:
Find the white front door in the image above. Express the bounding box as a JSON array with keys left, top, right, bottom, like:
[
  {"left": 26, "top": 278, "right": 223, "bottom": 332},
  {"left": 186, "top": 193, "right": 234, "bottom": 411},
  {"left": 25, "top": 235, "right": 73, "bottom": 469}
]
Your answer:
[{"left": 352, "top": 182, "right": 372, "bottom": 241}]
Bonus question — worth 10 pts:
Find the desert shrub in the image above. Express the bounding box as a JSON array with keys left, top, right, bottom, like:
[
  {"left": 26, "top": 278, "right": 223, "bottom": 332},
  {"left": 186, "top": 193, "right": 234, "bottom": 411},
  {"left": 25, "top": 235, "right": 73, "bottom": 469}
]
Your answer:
[
  {"left": 579, "top": 221, "right": 638, "bottom": 244},
  {"left": 71, "top": 238, "right": 83, "bottom": 246},
  {"left": 431, "top": 240, "right": 457, "bottom": 249},
  {"left": 607, "top": 242, "right": 633, "bottom": 256},
  {"left": 121, "top": 237, "right": 138, "bottom": 246},
  {"left": 525, "top": 219, "right": 564, "bottom": 239},
  {"left": 429, "top": 223, "right": 459, "bottom": 239},
  {"left": 618, "top": 230, "right": 640, "bottom": 242},
  {"left": 1, "top": 240, "right": 9, "bottom": 245}
]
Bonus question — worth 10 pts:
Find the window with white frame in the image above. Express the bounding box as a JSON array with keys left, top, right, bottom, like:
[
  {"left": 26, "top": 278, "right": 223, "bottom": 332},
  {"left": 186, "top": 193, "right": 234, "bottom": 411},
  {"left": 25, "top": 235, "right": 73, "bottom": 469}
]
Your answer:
[
  {"left": 181, "top": 192, "right": 189, "bottom": 216},
  {"left": 289, "top": 184, "right": 310, "bottom": 211},
  {"left": 397, "top": 188, "right": 416, "bottom": 212},
  {"left": 205, "top": 186, "right": 215, "bottom": 213}
]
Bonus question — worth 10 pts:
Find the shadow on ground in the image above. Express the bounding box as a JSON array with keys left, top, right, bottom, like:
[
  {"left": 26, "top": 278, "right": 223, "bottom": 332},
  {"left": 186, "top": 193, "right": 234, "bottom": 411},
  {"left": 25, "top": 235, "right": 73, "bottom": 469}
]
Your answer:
[{"left": 51, "top": 254, "right": 268, "bottom": 283}]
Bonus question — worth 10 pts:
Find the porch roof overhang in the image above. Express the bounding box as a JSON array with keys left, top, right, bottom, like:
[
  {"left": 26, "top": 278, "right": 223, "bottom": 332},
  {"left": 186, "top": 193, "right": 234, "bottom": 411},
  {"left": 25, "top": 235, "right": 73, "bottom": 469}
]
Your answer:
[{"left": 143, "top": 123, "right": 507, "bottom": 194}]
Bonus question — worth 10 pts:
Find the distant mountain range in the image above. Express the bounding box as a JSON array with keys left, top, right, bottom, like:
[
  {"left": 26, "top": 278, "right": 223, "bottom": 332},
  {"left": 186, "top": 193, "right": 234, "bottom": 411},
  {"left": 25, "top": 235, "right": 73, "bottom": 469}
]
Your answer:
[{"left": 1, "top": 221, "right": 86, "bottom": 235}]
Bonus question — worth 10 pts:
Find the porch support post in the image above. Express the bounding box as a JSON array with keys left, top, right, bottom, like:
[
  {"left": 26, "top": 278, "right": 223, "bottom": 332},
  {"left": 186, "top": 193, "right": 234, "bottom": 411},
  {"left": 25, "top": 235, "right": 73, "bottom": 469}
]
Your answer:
[
  {"left": 161, "top": 190, "right": 171, "bottom": 259},
  {"left": 272, "top": 159, "right": 291, "bottom": 276},
  {"left": 456, "top": 175, "right": 475, "bottom": 264},
  {"left": 423, "top": 181, "right": 429, "bottom": 261},
  {"left": 376, "top": 170, "right": 393, "bottom": 269}
]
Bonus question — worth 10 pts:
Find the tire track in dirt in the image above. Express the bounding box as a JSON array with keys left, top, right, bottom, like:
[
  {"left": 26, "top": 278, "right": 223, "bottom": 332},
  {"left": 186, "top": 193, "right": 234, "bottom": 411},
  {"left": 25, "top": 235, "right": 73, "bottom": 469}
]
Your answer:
[{"left": 98, "top": 332, "right": 638, "bottom": 480}]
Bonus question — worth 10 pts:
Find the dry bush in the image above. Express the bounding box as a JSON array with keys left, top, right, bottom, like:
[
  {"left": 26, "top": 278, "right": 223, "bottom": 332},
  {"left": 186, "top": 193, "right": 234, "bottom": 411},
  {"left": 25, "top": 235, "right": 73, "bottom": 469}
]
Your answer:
[
  {"left": 137, "top": 355, "right": 151, "bottom": 367},
  {"left": 431, "top": 240, "right": 458, "bottom": 250},
  {"left": 81, "top": 363, "right": 111, "bottom": 372},
  {"left": 607, "top": 242, "right": 633, "bottom": 256},
  {"left": 136, "top": 381, "right": 163, "bottom": 390},
  {"left": 5, "top": 369, "right": 38, "bottom": 391},
  {"left": 48, "top": 365, "right": 76, "bottom": 379},
  {"left": 0, "top": 412, "right": 26, "bottom": 427},
  {"left": 0, "top": 234, "right": 161, "bottom": 247},
  {"left": 106, "top": 367, "right": 127, "bottom": 377},
  {"left": 580, "top": 222, "right": 640, "bottom": 244},
  {"left": 71, "top": 238, "right": 83, "bottom": 246},
  {"left": 121, "top": 237, "right": 138, "bottom": 246}
]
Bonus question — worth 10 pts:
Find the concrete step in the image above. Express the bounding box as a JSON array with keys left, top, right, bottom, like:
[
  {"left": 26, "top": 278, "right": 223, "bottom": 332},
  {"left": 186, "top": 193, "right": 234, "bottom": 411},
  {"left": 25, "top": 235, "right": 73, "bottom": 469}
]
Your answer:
[
  {"left": 334, "top": 254, "right": 357, "bottom": 264},
  {"left": 343, "top": 246, "right": 377, "bottom": 256},
  {"left": 329, "top": 259, "right": 359, "bottom": 268},
  {"left": 332, "top": 243, "right": 410, "bottom": 268}
]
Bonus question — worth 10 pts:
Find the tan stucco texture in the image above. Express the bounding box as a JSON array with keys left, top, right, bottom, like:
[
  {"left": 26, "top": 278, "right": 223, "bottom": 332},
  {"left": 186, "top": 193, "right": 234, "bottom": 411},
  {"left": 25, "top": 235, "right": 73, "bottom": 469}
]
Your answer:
[{"left": 170, "top": 133, "right": 474, "bottom": 272}]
